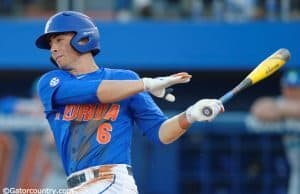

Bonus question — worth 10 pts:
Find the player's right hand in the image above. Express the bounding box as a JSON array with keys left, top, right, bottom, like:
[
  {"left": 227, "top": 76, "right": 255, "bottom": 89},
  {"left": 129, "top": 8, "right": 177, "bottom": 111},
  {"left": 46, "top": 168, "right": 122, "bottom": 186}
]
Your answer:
[
  {"left": 142, "top": 72, "right": 192, "bottom": 102},
  {"left": 185, "top": 99, "right": 224, "bottom": 123}
]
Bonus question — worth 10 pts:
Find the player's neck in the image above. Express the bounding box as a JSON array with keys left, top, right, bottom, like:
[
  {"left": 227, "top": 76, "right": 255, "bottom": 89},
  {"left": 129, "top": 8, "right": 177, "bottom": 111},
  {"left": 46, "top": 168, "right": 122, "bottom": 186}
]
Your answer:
[{"left": 69, "top": 54, "right": 99, "bottom": 75}]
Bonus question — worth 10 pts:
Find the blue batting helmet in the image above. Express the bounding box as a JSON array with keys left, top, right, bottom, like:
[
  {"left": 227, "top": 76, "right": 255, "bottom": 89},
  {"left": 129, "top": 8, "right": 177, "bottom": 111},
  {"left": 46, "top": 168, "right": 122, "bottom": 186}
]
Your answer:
[
  {"left": 281, "top": 69, "right": 300, "bottom": 87},
  {"left": 35, "top": 11, "right": 100, "bottom": 56}
]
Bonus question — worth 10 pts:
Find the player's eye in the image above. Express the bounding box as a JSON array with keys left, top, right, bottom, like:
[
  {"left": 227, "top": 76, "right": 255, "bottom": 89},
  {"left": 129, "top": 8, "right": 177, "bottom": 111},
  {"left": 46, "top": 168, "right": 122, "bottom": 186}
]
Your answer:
[{"left": 57, "top": 38, "right": 63, "bottom": 42}]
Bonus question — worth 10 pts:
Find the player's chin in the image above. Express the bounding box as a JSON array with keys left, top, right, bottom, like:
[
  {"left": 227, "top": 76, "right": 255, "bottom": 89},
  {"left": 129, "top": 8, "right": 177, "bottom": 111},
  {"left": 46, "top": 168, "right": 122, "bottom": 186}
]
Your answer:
[
  {"left": 55, "top": 62, "right": 63, "bottom": 69},
  {"left": 55, "top": 61, "right": 67, "bottom": 70}
]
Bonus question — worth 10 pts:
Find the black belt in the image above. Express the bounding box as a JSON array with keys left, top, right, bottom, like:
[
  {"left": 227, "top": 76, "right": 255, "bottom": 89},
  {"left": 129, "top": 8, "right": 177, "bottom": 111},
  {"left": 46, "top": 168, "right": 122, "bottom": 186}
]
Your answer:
[{"left": 67, "top": 166, "right": 133, "bottom": 188}]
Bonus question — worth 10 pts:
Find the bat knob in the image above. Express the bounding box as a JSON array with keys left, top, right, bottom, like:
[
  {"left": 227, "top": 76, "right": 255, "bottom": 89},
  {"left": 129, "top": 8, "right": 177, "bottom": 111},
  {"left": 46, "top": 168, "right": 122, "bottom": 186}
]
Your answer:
[{"left": 202, "top": 106, "right": 213, "bottom": 117}]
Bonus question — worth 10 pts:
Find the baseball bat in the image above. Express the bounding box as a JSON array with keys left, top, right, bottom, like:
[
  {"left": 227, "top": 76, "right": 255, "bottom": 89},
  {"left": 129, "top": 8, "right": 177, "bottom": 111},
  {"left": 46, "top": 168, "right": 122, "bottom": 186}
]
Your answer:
[{"left": 202, "top": 48, "right": 291, "bottom": 117}]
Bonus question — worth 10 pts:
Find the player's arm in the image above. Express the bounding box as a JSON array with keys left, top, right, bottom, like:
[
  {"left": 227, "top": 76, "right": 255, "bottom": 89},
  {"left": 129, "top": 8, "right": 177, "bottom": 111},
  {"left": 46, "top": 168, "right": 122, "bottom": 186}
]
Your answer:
[
  {"left": 97, "top": 72, "right": 191, "bottom": 103},
  {"left": 158, "top": 112, "right": 191, "bottom": 144},
  {"left": 49, "top": 72, "right": 191, "bottom": 106},
  {"left": 159, "top": 99, "right": 224, "bottom": 144},
  {"left": 97, "top": 80, "right": 144, "bottom": 103}
]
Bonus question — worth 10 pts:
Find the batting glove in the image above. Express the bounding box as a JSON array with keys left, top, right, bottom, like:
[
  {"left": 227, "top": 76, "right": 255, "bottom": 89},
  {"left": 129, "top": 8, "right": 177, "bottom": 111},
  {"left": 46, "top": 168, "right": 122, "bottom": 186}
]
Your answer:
[
  {"left": 185, "top": 99, "right": 224, "bottom": 123},
  {"left": 142, "top": 72, "right": 191, "bottom": 102}
]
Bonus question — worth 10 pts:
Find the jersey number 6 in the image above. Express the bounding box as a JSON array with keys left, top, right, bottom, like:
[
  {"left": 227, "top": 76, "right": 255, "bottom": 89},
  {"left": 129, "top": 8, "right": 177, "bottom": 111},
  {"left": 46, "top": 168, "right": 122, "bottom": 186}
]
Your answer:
[{"left": 96, "top": 123, "right": 112, "bottom": 144}]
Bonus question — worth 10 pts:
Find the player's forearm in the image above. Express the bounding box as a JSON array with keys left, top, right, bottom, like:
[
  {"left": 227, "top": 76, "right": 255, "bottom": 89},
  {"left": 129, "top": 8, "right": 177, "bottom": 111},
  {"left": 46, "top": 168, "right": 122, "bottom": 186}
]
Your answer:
[
  {"left": 97, "top": 73, "right": 192, "bottom": 103},
  {"left": 158, "top": 112, "right": 191, "bottom": 144},
  {"left": 97, "top": 80, "right": 144, "bottom": 103},
  {"left": 159, "top": 99, "right": 224, "bottom": 144}
]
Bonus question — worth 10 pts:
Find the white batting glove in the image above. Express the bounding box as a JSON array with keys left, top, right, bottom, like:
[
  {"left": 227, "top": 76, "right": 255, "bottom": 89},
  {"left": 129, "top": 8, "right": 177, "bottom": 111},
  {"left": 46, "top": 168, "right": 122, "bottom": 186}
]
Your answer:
[
  {"left": 185, "top": 99, "right": 224, "bottom": 123},
  {"left": 142, "top": 72, "right": 191, "bottom": 102}
]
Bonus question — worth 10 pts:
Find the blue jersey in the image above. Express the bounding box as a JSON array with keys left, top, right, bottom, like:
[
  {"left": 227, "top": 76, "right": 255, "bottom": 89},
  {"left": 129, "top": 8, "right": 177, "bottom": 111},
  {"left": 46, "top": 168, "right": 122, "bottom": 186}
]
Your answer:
[{"left": 38, "top": 67, "right": 167, "bottom": 176}]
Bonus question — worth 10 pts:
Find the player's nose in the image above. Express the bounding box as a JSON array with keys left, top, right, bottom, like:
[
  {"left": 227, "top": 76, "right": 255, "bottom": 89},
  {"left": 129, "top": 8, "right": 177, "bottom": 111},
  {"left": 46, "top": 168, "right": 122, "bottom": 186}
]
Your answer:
[{"left": 50, "top": 43, "right": 58, "bottom": 53}]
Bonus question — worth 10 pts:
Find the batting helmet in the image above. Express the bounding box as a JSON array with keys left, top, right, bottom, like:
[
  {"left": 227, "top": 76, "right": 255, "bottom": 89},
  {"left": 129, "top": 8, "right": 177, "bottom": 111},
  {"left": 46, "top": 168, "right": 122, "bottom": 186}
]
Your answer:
[
  {"left": 281, "top": 69, "right": 300, "bottom": 87},
  {"left": 35, "top": 11, "right": 100, "bottom": 56}
]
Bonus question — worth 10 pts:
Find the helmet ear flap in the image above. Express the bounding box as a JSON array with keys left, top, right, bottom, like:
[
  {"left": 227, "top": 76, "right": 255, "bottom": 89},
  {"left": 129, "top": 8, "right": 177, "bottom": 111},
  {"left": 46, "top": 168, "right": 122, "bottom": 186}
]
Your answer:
[{"left": 71, "top": 29, "right": 100, "bottom": 56}]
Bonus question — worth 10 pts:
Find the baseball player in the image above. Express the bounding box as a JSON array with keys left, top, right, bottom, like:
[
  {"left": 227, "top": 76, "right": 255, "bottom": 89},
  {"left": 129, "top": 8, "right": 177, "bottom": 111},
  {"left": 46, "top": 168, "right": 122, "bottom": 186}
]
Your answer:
[
  {"left": 250, "top": 69, "right": 300, "bottom": 194},
  {"left": 35, "top": 11, "right": 224, "bottom": 194}
]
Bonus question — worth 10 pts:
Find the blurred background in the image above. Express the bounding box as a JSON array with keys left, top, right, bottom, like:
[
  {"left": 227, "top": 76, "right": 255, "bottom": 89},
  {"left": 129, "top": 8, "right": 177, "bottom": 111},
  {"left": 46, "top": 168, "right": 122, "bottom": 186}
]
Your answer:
[{"left": 0, "top": 0, "right": 300, "bottom": 194}]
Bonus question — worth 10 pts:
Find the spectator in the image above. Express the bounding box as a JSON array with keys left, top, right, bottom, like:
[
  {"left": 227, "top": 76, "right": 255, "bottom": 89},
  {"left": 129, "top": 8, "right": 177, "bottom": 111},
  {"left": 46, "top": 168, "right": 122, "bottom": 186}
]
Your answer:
[
  {"left": 250, "top": 68, "right": 300, "bottom": 194},
  {"left": 133, "top": 0, "right": 153, "bottom": 18}
]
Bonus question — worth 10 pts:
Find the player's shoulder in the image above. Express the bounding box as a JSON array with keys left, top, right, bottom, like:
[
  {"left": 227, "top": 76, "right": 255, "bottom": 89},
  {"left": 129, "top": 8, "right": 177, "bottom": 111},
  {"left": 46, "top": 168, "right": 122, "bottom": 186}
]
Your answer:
[
  {"left": 104, "top": 68, "right": 140, "bottom": 80},
  {"left": 38, "top": 70, "right": 72, "bottom": 89}
]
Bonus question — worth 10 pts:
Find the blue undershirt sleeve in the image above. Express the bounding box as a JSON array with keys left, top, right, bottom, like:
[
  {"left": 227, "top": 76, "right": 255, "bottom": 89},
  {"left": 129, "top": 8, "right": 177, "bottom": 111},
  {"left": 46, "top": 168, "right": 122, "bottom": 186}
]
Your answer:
[
  {"left": 53, "top": 79, "right": 101, "bottom": 105},
  {"left": 38, "top": 71, "right": 101, "bottom": 112}
]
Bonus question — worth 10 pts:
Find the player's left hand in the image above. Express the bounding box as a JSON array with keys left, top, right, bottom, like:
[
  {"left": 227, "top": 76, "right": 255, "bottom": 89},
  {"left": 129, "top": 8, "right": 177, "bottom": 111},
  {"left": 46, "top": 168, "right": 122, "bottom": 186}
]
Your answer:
[{"left": 142, "top": 72, "right": 192, "bottom": 102}]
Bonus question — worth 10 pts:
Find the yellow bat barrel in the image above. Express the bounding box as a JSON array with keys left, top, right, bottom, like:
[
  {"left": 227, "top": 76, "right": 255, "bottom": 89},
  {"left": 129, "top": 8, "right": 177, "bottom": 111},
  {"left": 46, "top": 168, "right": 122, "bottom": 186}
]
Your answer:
[{"left": 247, "top": 48, "right": 291, "bottom": 84}]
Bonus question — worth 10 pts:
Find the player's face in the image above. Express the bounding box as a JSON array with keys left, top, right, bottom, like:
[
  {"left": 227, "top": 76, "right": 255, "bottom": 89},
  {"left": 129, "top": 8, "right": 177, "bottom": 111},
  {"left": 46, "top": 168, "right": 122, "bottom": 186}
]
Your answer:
[{"left": 49, "top": 33, "right": 81, "bottom": 70}]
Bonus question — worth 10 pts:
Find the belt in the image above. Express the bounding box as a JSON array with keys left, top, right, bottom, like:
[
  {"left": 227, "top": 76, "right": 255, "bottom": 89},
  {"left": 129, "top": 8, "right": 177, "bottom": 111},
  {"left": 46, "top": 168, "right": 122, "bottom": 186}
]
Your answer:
[{"left": 67, "top": 165, "right": 133, "bottom": 188}]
